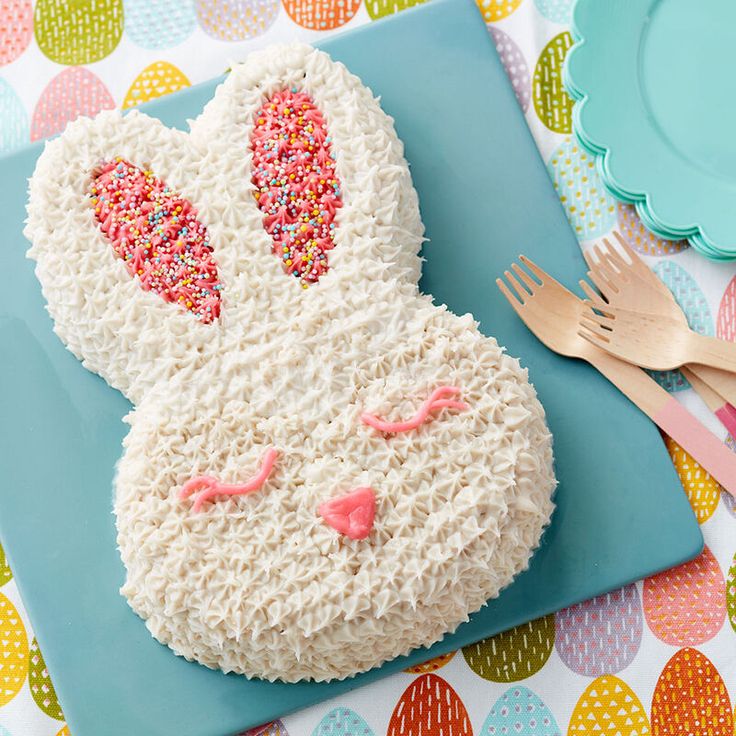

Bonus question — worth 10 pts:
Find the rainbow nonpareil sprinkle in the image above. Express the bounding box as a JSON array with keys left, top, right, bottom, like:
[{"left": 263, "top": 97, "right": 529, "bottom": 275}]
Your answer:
[
  {"left": 90, "top": 159, "right": 222, "bottom": 323},
  {"left": 250, "top": 89, "right": 342, "bottom": 288}
]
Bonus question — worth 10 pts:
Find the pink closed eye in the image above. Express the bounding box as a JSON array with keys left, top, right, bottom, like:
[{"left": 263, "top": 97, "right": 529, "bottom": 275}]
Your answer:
[
  {"left": 250, "top": 89, "right": 342, "bottom": 289},
  {"left": 361, "top": 386, "right": 469, "bottom": 434},
  {"left": 90, "top": 159, "right": 222, "bottom": 323}
]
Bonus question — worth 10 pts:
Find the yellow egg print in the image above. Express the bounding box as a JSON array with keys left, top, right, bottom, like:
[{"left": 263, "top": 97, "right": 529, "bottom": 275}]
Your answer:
[
  {"left": 123, "top": 61, "right": 191, "bottom": 110},
  {"left": 365, "top": 0, "right": 426, "bottom": 21},
  {"left": 462, "top": 614, "right": 554, "bottom": 682},
  {"left": 34, "top": 0, "right": 123, "bottom": 65},
  {"left": 56, "top": 727, "right": 71, "bottom": 736},
  {"left": 664, "top": 436, "right": 721, "bottom": 523},
  {"left": 0, "top": 542, "right": 12, "bottom": 586},
  {"left": 534, "top": 32, "right": 574, "bottom": 134},
  {"left": 29, "top": 637, "right": 64, "bottom": 720},
  {"left": 0, "top": 591, "right": 29, "bottom": 706},
  {"left": 476, "top": 0, "right": 522, "bottom": 22},
  {"left": 403, "top": 650, "right": 456, "bottom": 673},
  {"left": 568, "top": 674, "right": 651, "bottom": 736}
]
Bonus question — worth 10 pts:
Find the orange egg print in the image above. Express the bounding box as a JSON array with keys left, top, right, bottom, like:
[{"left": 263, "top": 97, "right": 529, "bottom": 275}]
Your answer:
[
  {"left": 651, "top": 648, "right": 733, "bottom": 736},
  {"left": 568, "top": 675, "right": 650, "bottom": 736},
  {"left": 644, "top": 545, "right": 726, "bottom": 646},
  {"left": 664, "top": 436, "right": 721, "bottom": 523},
  {"left": 475, "top": 0, "right": 522, "bottom": 22},
  {"left": 717, "top": 276, "right": 736, "bottom": 343},
  {"left": 122, "top": 61, "right": 190, "bottom": 110},
  {"left": 387, "top": 673, "right": 472, "bottom": 736},
  {"left": 617, "top": 203, "right": 689, "bottom": 256},
  {"left": 0, "top": 0, "right": 33, "bottom": 66},
  {"left": 403, "top": 650, "right": 456, "bottom": 674},
  {"left": 283, "top": 0, "right": 360, "bottom": 30},
  {"left": 31, "top": 67, "right": 114, "bottom": 141}
]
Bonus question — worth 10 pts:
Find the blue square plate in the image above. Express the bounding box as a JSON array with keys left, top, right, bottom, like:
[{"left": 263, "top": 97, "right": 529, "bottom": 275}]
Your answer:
[{"left": 0, "top": 1, "right": 702, "bottom": 734}]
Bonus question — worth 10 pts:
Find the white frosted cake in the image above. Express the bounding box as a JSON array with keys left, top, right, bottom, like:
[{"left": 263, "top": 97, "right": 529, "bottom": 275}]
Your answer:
[{"left": 25, "top": 43, "right": 556, "bottom": 682}]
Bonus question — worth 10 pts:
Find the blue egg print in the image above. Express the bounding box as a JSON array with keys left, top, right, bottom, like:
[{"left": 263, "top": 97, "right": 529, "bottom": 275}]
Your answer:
[
  {"left": 312, "top": 708, "right": 374, "bottom": 736},
  {"left": 648, "top": 262, "right": 713, "bottom": 392},
  {"left": 125, "top": 0, "right": 196, "bottom": 49},
  {"left": 0, "top": 78, "right": 28, "bottom": 154},
  {"left": 0, "top": 726, "right": 13, "bottom": 736},
  {"left": 534, "top": 0, "right": 574, "bottom": 23},
  {"left": 547, "top": 138, "right": 616, "bottom": 241},
  {"left": 481, "top": 686, "right": 561, "bottom": 736}
]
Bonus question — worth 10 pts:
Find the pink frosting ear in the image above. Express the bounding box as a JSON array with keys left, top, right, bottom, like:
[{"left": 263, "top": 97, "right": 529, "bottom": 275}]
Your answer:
[
  {"left": 90, "top": 159, "right": 222, "bottom": 323},
  {"left": 250, "top": 89, "right": 342, "bottom": 289}
]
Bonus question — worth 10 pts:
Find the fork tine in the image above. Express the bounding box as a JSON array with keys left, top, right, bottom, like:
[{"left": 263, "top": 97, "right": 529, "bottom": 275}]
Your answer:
[
  {"left": 503, "top": 269, "right": 530, "bottom": 300},
  {"left": 582, "top": 248, "right": 597, "bottom": 269},
  {"left": 582, "top": 309, "right": 615, "bottom": 329},
  {"left": 496, "top": 277, "right": 525, "bottom": 314},
  {"left": 518, "top": 254, "right": 548, "bottom": 283},
  {"left": 511, "top": 262, "right": 538, "bottom": 292},
  {"left": 587, "top": 266, "right": 619, "bottom": 295},
  {"left": 578, "top": 325, "right": 610, "bottom": 345},
  {"left": 579, "top": 278, "right": 608, "bottom": 306}
]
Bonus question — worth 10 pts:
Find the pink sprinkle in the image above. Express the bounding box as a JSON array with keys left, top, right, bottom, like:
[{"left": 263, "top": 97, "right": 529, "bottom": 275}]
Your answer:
[
  {"left": 250, "top": 89, "right": 342, "bottom": 288},
  {"left": 90, "top": 159, "right": 222, "bottom": 323},
  {"left": 361, "top": 386, "right": 469, "bottom": 434},
  {"left": 179, "top": 448, "right": 278, "bottom": 512}
]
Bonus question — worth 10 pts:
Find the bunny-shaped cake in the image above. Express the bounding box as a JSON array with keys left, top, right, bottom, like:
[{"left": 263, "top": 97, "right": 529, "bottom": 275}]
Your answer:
[{"left": 25, "top": 44, "right": 556, "bottom": 682}]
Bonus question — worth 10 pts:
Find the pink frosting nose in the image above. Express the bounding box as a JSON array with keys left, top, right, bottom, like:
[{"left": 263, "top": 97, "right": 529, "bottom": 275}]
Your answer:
[{"left": 318, "top": 487, "right": 376, "bottom": 540}]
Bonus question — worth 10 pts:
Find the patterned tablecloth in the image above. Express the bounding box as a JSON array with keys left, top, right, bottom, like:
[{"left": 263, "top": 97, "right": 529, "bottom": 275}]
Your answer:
[{"left": 1, "top": 1, "right": 735, "bottom": 735}]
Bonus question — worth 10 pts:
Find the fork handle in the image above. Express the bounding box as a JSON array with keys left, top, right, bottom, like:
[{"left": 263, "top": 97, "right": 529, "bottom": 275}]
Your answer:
[
  {"left": 690, "top": 334, "right": 736, "bottom": 373},
  {"left": 588, "top": 350, "right": 736, "bottom": 499},
  {"left": 686, "top": 364, "right": 736, "bottom": 410}
]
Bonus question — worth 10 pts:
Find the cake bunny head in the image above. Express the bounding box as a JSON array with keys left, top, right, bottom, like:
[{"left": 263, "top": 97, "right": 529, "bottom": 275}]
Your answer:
[{"left": 25, "top": 44, "right": 555, "bottom": 682}]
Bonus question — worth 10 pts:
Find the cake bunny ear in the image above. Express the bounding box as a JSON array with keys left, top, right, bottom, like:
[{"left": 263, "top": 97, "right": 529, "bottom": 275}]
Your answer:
[
  {"left": 193, "top": 43, "right": 424, "bottom": 296},
  {"left": 25, "top": 110, "right": 232, "bottom": 405}
]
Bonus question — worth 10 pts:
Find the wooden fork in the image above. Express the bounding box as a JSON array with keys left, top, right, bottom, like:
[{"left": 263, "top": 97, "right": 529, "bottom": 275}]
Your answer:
[
  {"left": 581, "top": 232, "right": 736, "bottom": 406},
  {"left": 496, "top": 256, "right": 736, "bottom": 498},
  {"left": 579, "top": 306, "right": 736, "bottom": 372}
]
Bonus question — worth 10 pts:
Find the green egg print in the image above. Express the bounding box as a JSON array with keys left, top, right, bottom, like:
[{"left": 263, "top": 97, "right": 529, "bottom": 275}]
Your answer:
[
  {"left": 29, "top": 637, "right": 64, "bottom": 720},
  {"left": 547, "top": 137, "right": 616, "bottom": 239},
  {"left": 365, "top": 0, "right": 425, "bottom": 20},
  {"left": 0, "top": 78, "right": 29, "bottom": 154},
  {"left": 728, "top": 552, "right": 736, "bottom": 634},
  {"left": 35, "top": 0, "right": 123, "bottom": 65},
  {"left": 462, "top": 614, "right": 554, "bottom": 682},
  {"left": 648, "top": 262, "right": 713, "bottom": 392},
  {"left": 533, "top": 32, "right": 573, "bottom": 134},
  {"left": 0, "top": 542, "right": 11, "bottom": 586}
]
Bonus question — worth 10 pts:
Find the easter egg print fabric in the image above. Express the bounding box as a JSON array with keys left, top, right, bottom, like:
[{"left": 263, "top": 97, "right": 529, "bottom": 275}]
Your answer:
[
  {"left": 34, "top": 0, "right": 124, "bottom": 65},
  {"left": 554, "top": 584, "right": 643, "bottom": 676},
  {"left": 125, "top": 0, "right": 197, "bottom": 49},
  {"left": 31, "top": 67, "right": 115, "bottom": 141},
  {"left": 3, "top": 3, "right": 736, "bottom": 736},
  {"left": 0, "top": 0, "right": 33, "bottom": 66}
]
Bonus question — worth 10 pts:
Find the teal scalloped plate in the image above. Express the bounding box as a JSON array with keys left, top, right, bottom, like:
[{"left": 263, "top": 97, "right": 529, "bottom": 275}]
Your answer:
[{"left": 566, "top": 0, "right": 736, "bottom": 257}]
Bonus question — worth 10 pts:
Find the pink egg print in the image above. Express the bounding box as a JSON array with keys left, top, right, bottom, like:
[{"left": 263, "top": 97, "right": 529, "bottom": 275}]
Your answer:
[
  {"left": 555, "top": 583, "right": 642, "bottom": 677},
  {"left": 31, "top": 67, "right": 114, "bottom": 142},
  {"left": 489, "top": 27, "right": 530, "bottom": 113},
  {"left": 717, "top": 275, "right": 736, "bottom": 342},
  {"left": 0, "top": 77, "right": 28, "bottom": 153},
  {"left": 727, "top": 552, "right": 735, "bottom": 634},
  {"left": 643, "top": 545, "right": 726, "bottom": 646},
  {"left": 648, "top": 261, "right": 713, "bottom": 393},
  {"left": 197, "top": 0, "right": 279, "bottom": 40},
  {"left": 617, "top": 203, "right": 689, "bottom": 256},
  {"left": 480, "top": 686, "right": 561, "bottom": 736},
  {"left": 125, "top": 0, "right": 197, "bottom": 50},
  {"left": 0, "top": 0, "right": 33, "bottom": 66},
  {"left": 723, "top": 436, "right": 736, "bottom": 517}
]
